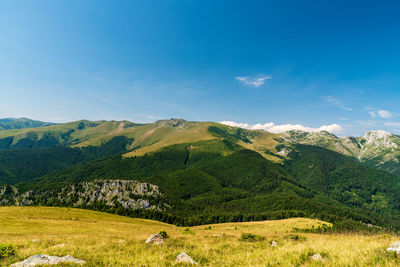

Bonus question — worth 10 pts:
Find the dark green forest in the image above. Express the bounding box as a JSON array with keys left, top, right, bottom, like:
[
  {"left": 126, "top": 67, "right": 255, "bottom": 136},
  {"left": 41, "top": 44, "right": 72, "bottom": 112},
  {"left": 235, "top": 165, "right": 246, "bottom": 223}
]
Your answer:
[{"left": 2, "top": 139, "right": 399, "bottom": 232}]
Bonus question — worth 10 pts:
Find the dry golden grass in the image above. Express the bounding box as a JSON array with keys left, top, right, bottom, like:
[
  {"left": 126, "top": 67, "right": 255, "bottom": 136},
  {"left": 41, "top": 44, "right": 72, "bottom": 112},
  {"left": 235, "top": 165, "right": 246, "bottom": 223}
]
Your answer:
[
  {"left": 0, "top": 207, "right": 399, "bottom": 266},
  {"left": 123, "top": 122, "right": 217, "bottom": 158}
]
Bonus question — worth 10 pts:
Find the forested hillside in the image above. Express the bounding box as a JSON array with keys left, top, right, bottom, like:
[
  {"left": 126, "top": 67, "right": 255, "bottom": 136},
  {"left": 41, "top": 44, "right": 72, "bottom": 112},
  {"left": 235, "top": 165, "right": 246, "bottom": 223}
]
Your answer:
[{"left": 2, "top": 118, "right": 400, "bottom": 231}]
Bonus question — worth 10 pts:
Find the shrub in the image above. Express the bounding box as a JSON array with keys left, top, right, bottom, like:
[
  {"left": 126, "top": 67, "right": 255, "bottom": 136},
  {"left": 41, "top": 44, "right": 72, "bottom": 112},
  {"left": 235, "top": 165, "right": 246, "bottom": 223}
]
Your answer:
[
  {"left": 0, "top": 243, "right": 16, "bottom": 258},
  {"left": 239, "top": 233, "right": 265, "bottom": 242},
  {"left": 285, "top": 234, "right": 307, "bottom": 241},
  {"left": 181, "top": 228, "right": 195, "bottom": 234},
  {"left": 158, "top": 230, "right": 169, "bottom": 238},
  {"left": 204, "top": 226, "right": 212, "bottom": 230}
]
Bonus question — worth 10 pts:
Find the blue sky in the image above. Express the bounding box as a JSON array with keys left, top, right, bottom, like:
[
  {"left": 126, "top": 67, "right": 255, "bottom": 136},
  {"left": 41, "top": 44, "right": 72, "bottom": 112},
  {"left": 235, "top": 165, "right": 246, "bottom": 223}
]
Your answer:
[{"left": 1, "top": 1, "right": 400, "bottom": 136}]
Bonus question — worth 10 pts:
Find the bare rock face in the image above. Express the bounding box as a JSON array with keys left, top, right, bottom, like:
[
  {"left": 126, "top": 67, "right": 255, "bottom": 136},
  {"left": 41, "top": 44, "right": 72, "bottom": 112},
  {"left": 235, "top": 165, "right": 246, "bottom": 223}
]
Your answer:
[
  {"left": 387, "top": 241, "right": 400, "bottom": 253},
  {"left": 311, "top": 253, "right": 323, "bottom": 261},
  {"left": 11, "top": 254, "right": 85, "bottom": 266},
  {"left": 145, "top": 233, "right": 164, "bottom": 245},
  {"left": 176, "top": 252, "right": 197, "bottom": 264},
  {"left": 1, "top": 180, "right": 168, "bottom": 212}
]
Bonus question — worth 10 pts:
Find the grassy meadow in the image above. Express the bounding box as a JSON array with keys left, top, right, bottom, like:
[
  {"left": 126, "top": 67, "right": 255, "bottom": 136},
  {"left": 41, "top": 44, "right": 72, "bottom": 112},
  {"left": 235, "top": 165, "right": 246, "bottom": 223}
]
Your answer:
[{"left": 0, "top": 206, "right": 399, "bottom": 266}]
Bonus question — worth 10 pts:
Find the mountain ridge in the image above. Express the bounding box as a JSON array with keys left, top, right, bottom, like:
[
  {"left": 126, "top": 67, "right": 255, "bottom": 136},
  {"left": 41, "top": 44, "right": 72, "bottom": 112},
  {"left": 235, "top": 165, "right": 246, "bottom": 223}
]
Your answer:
[
  {"left": 0, "top": 118, "right": 55, "bottom": 131},
  {"left": 2, "top": 118, "right": 400, "bottom": 230}
]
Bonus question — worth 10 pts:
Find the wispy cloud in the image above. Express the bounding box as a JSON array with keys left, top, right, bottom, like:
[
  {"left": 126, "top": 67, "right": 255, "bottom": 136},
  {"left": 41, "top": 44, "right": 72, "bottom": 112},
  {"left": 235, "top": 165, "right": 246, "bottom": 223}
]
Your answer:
[
  {"left": 369, "top": 109, "right": 392, "bottom": 118},
  {"left": 220, "top": 121, "right": 343, "bottom": 134},
  {"left": 323, "top": 96, "right": 352, "bottom": 111},
  {"left": 235, "top": 74, "right": 272, "bottom": 87},
  {"left": 377, "top": 110, "right": 392, "bottom": 118}
]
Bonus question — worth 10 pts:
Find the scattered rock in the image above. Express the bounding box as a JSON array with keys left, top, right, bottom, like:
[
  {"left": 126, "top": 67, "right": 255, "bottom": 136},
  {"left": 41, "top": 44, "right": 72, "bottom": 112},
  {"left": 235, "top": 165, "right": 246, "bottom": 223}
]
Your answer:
[
  {"left": 387, "top": 241, "right": 400, "bottom": 253},
  {"left": 213, "top": 234, "right": 223, "bottom": 238},
  {"left": 31, "top": 239, "right": 39, "bottom": 243},
  {"left": 311, "top": 253, "right": 323, "bottom": 261},
  {"left": 145, "top": 233, "right": 164, "bottom": 245},
  {"left": 271, "top": 240, "right": 278, "bottom": 247},
  {"left": 118, "top": 240, "right": 125, "bottom": 243},
  {"left": 53, "top": 243, "right": 65, "bottom": 247},
  {"left": 176, "top": 252, "right": 197, "bottom": 264},
  {"left": 11, "top": 254, "right": 85, "bottom": 266}
]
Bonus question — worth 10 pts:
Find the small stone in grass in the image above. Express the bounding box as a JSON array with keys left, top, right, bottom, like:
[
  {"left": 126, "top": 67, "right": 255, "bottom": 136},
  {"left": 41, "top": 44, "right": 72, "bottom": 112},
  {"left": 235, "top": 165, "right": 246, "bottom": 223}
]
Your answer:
[
  {"left": 311, "top": 254, "right": 323, "bottom": 261},
  {"left": 387, "top": 241, "right": 400, "bottom": 253},
  {"left": 145, "top": 233, "right": 164, "bottom": 245},
  {"left": 176, "top": 252, "right": 197, "bottom": 264}
]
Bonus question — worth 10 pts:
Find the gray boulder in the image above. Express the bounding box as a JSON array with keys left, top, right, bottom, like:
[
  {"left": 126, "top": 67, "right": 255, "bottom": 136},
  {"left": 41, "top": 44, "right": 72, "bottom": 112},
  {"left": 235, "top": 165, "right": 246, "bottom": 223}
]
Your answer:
[
  {"left": 176, "top": 252, "right": 197, "bottom": 264},
  {"left": 387, "top": 241, "right": 400, "bottom": 253},
  {"left": 145, "top": 233, "right": 164, "bottom": 245},
  {"left": 311, "top": 253, "right": 323, "bottom": 261},
  {"left": 271, "top": 240, "right": 278, "bottom": 247},
  {"left": 11, "top": 254, "right": 85, "bottom": 266}
]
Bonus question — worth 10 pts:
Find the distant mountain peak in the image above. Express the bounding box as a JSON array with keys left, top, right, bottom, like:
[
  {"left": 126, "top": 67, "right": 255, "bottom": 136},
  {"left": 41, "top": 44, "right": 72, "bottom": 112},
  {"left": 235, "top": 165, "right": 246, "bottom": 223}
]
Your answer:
[
  {"left": 154, "top": 118, "right": 187, "bottom": 128},
  {"left": 361, "top": 130, "right": 397, "bottom": 151},
  {"left": 363, "top": 130, "right": 392, "bottom": 139},
  {"left": 0, "top": 118, "right": 55, "bottom": 131}
]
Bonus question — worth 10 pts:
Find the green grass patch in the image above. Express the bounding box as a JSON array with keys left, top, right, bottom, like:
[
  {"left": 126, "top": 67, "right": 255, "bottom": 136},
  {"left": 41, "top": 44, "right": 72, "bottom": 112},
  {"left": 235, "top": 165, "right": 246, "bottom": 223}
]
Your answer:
[{"left": 239, "top": 233, "right": 266, "bottom": 242}]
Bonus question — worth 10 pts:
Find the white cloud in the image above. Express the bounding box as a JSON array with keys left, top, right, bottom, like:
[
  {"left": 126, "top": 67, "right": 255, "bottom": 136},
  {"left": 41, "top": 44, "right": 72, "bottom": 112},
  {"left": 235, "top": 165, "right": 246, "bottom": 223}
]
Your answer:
[
  {"left": 220, "top": 121, "right": 343, "bottom": 134},
  {"left": 235, "top": 74, "right": 272, "bottom": 87},
  {"left": 367, "top": 107, "right": 392, "bottom": 119},
  {"left": 377, "top": 110, "right": 392, "bottom": 118},
  {"left": 323, "top": 96, "right": 352, "bottom": 111}
]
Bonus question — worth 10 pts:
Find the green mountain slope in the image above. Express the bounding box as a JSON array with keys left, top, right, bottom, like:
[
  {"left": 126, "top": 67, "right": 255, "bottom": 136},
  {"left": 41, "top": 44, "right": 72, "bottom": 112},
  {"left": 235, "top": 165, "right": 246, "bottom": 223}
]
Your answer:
[
  {"left": 0, "top": 136, "right": 133, "bottom": 185},
  {"left": 285, "top": 144, "right": 400, "bottom": 217},
  {"left": 3, "top": 118, "right": 400, "bottom": 230},
  {"left": 0, "top": 119, "right": 282, "bottom": 185},
  {"left": 15, "top": 140, "right": 392, "bottom": 230},
  {"left": 284, "top": 130, "right": 400, "bottom": 175},
  {"left": 0, "top": 120, "right": 142, "bottom": 149},
  {"left": 0, "top": 118, "right": 55, "bottom": 131}
]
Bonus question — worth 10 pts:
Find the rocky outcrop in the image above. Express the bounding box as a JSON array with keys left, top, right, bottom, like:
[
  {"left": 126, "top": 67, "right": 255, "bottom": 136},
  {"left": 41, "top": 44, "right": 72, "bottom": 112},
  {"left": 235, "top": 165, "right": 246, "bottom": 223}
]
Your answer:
[
  {"left": 154, "top": 118, "right": 187, "bottom": 128},
  {"left": 11, "top": 254, "right": 85, "bottom": 266},
  {"left": 283, "top": 130, "right": 400, "bottom": 174},
  {"left": 0, "top": 180, "right": 168, "bottom": 211},
  {"left": 58, "top": 180, "right": 163, "bottom": 210}
]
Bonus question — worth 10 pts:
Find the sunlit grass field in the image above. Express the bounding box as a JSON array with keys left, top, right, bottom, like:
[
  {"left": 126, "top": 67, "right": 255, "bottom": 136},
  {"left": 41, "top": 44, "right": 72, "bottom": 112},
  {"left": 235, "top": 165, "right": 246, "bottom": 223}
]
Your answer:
[{"left": 0, "top": 206, "right": 399, "bottom": 266}]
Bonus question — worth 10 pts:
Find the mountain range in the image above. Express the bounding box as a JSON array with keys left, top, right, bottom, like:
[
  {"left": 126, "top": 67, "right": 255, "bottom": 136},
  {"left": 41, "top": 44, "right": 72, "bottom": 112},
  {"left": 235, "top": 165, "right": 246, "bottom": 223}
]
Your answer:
[{"left": 1, "top": 117, "right": 400, "bottom": 230}]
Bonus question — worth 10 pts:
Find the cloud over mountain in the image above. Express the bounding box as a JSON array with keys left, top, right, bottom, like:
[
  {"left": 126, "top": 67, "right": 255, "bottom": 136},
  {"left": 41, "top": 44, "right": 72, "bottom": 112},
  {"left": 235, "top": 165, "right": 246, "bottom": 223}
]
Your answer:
[{"left": 220, "top": 121, "right": 343, "bottom": 134}]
